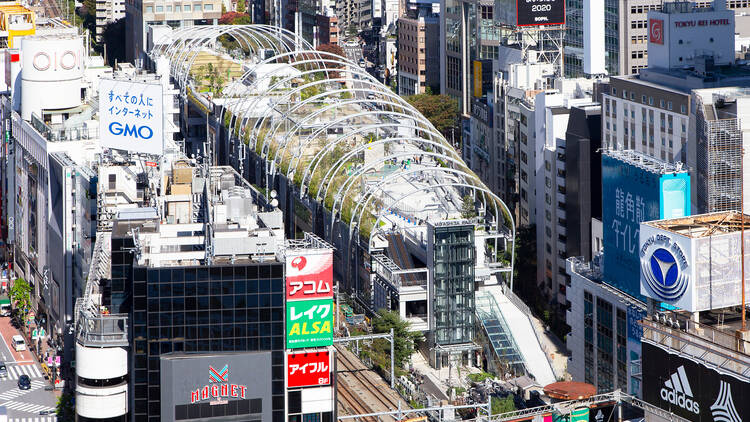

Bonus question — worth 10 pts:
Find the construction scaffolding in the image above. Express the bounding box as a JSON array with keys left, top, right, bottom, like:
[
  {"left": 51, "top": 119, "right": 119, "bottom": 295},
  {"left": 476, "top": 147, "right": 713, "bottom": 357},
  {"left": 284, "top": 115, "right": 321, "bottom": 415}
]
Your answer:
[{"left": 695, "top": 94, "right": 743, "bottom": 213}]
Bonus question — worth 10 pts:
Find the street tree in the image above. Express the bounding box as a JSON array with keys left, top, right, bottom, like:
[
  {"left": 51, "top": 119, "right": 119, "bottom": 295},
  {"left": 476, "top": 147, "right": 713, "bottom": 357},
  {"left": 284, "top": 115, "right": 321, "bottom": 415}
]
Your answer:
[
  {"left": 371, "top": 309, "right": 423, "bottom": 368},
  {"left": 405, "top": 93, "right": 459, "bottom": 141},
  {"left": 9, "top": 277, "right": 32, "bottom": 320}
]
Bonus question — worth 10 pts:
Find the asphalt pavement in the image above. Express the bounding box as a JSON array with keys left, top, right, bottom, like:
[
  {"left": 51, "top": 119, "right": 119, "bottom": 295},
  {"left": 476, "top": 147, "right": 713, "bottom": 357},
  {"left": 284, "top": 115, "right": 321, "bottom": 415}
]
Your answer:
[{"left": 0, "top": 317, "right": 57, "bottom": 421}]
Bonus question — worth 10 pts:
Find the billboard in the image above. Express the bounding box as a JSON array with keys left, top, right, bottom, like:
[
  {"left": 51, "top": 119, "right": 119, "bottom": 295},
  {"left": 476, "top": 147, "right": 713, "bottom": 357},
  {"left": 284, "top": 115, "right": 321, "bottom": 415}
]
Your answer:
[
  {"left": 98, "top": 78, "right": 164, "bottom": 156},
  {"left": 285, "top": 250, "right": 333, "bottom": 301},
  {"left": 642, "top": 342, "right": 750, "bottom": 421},
  {"left": 516, "top": 0, "right": 565, "bottom": 26},
  {"left": 287, "top": 351, "right": 331, "bottom": 388},
  {"left": 602, "top": 153, "right": 689, "bottom": 299},
  {"left": 286, "top": 299, "right": 333, "bottom": 349},
  {"left": 640, "top": 217, "right": 750, "bottom": 312},
  {"left": 159, "top": 352, "right": 272, "bottom": 422},
  {"left": 649, "top": 19, "right": 664, "bottom": 44}
]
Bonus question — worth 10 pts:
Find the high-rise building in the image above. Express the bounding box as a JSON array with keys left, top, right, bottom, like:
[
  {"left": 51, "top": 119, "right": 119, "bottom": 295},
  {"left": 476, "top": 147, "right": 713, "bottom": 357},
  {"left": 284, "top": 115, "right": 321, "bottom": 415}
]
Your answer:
[{"left": 397, "top": 10, "right": 439, "bottom": 95}]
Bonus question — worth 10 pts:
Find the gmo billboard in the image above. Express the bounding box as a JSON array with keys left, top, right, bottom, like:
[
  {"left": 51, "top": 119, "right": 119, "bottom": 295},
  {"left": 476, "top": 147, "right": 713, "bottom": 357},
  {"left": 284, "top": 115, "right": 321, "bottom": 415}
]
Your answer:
[
  {"left": 516, "top": 0, "right": 565, "bottom": 26},
  {"left": 642, "top": 342, "right": 750, "bottom": 421},
  {"left": 286, "top": 299, "right": 333, "bottom": 349},
  {"left": 602, "top": 153, "right": 689, "bottom": 299},
  {"left": 285, "top": 250, "right": 333, "bottom": 301},
  {"left": 159, "top": 352, "right": 272, "bottom": 422},
  {"left": 98, "top": 78, "right": 164, "bottom": 156}
]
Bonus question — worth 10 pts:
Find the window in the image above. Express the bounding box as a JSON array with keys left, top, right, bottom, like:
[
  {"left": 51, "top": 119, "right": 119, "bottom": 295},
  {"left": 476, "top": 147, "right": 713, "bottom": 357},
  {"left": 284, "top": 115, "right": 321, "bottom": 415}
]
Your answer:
[
  {"left": 667, "top": 101, "right": 673, "bottom": 111},
  {"left": 156, "top": 5, "right": 163, "bottom": 11},
  {"left": 175, "top": 5, "right": 181, "bottom": 11},
  {"left": 612, "top": 87, "right": 617, "bottom": 96},
  {"left": 166, "top": 5, "right": 172, "bottom": 11},
  {"left": 193, "top": 4, "right": 201, "bottom": 10},
  {"left": 642, "top": 95, "right": 646, "bottom": 103},
  {"left": 204, "top": 3, "right": 213, "bottom": 10},
  {"left": 681, "top": 104, "right": 686, "bottom": 113},
  {"left": 184, "top": 4, "right": 191, "bottom": 10},
  {"left": 108, "top": 174, "right": 116, "bottom": 190},
  {"left": 660, "top": 99, "right": 665, "bottom": 108},
  {"left": 146, "top": 5, "right": 153, "bottom": 12},
  {"left": 648, "top": 97, "right": 654, "bottom": 105}
]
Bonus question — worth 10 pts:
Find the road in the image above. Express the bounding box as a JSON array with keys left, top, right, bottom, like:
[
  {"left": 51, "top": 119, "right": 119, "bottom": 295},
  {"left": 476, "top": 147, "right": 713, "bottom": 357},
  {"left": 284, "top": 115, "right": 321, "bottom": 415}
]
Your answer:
[
  {"left": 0, "top": 317, "right": 57, "bottom": 421},
  {"left": 343, "top": 42, "right": 370, "bottom": 100}
]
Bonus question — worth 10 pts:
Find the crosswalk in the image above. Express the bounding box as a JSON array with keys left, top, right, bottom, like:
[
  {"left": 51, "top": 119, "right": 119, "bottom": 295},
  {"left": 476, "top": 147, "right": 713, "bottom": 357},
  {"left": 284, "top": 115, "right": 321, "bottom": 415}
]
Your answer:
[
  {"left": 0, "top": 380, "right": 46, "bottom": 401},
  {"left": 2, "top": 400, "right": 56, "bottom": 414},
  {"left": 1, "top": 365, "right": 43, "bottom": 380},
  {"left": 7, "top": 417, "right": 57, "bottom": 422}
]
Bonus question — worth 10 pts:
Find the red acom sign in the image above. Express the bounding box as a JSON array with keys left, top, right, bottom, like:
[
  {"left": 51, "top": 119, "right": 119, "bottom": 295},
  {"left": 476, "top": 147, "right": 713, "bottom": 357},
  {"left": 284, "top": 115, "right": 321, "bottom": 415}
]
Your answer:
[
  {"left": 285, "top": 251, "right": 334, "bottom": 301},
  {"left": 287, "top": 351, "right": 331, "bottom": 388}
]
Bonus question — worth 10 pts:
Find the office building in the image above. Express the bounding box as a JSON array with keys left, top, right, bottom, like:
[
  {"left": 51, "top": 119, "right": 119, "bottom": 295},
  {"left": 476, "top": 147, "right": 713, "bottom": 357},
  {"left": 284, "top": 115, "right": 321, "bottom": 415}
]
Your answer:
[
  {"left": 566, "top": 256, "right": 646, "bottom": 397},
  {"left": 397, "top": 10, "right": 439, "bottom": 95},
  {"left": 125, "top": 0, "right": 222, "bottom": 63},
  {"left": 76, "top": 162, "right": 298, "bottom": 421},
  {"left": 602, "top": 2, "right": 750, "bottom": 214}
]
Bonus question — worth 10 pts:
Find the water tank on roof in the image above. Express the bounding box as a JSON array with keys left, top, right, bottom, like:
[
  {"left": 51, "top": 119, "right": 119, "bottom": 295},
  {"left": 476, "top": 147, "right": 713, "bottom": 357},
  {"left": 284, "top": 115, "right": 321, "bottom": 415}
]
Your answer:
[{"left": 21, "top": 34, "right": 84, "bottom": 121}]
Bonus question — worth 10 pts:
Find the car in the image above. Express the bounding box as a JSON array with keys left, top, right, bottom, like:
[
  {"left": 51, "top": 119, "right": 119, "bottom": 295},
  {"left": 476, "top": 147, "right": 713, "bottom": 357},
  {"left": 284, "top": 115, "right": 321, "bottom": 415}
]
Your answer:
[
  {"left": 0, "top": 362, "right": 7, "bottom": 378},
  {"left": 11, "top": 335, "right": 25, "bottom": 352},
  {"left": 17, "top": 374, "right": 30, "bottom": 390}
]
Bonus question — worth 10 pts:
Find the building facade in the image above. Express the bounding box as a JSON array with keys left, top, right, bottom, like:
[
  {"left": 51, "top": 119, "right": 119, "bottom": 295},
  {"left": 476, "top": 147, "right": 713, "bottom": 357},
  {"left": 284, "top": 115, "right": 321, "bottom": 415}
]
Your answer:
[{"left": 397, "top": 11, "right": 439, "bottom": 95}]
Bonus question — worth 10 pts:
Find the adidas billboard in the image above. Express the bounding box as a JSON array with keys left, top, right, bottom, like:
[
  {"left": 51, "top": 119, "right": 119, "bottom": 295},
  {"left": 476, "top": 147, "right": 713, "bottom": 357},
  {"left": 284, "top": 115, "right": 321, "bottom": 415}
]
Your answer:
[
  {"left": 643, "top": 342, "right": 748, "bottom": 422},
  {"left": 659, "top": 366, "right": 699, "bottom": 414}
]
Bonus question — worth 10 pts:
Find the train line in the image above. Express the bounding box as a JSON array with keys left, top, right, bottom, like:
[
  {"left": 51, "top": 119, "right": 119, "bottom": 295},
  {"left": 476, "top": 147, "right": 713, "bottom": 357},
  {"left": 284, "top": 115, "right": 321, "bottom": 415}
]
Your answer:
[{"left": 336, "top": 344, "right": 410, "bottom": 421}]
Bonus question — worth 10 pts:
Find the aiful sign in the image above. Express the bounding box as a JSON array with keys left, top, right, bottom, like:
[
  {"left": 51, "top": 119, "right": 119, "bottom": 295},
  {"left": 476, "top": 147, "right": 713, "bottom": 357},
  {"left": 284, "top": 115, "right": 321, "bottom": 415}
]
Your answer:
[
  {"left": 287, "top": 351, "right": 331, "bottom": 388},
  {"left": 190, "top": 365, "right": 248, "bottom": 404}
]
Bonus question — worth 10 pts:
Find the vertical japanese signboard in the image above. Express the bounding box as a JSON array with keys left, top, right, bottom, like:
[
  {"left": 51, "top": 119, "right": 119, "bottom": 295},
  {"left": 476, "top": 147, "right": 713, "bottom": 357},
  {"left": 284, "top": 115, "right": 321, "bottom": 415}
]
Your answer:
[
  {"left": 98, "top": 79, "right": 164, "bottom": 156},
  {"left": 286, "top": 298, "right": 333, "bottom": 349},
  {"left": 285, "top": 251, "right": 334, "bottom": 301},
  {"left": 287, "top": 351, "right": 331, "bottom": 388}
]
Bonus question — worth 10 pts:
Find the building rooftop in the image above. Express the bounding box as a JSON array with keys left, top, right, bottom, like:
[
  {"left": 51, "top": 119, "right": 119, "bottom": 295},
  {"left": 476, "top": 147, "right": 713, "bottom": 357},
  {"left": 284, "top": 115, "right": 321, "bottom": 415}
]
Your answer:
[
  {"left": 643, "top": 211, "right": 750, "bottom": 238},
  {"left": 603, "top": 149, "right": 687, "bottom": 174}
]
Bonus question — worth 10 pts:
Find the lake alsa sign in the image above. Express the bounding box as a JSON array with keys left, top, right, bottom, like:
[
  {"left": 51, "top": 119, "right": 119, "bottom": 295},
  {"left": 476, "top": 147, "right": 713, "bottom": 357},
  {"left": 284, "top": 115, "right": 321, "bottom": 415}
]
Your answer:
[{"left": 98, "top": 78, "right": 164, "bottom": 156}]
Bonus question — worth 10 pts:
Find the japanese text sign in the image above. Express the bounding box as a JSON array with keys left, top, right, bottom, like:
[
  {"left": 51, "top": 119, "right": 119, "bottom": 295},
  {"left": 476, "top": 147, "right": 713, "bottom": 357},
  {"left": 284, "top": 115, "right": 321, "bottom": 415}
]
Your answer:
[
  {"left": 285, "top": 250, "right": 333, "bottom": 301},
  {"left": 286, "top": 299, "right": 333, "bottom": 349},
  {"left": 287, "top": 351, "right": 331, "bottom": 388},
  {"left": 99, "top": 79, "right": 164, "bottom": 156}
]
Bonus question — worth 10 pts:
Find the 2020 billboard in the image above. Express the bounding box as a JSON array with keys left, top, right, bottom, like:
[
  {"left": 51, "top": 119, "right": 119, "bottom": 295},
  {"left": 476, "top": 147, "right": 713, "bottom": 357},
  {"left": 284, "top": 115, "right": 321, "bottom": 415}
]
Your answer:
[
  {"left": 99, "top": 79, "right": 164, "bottom": 156},
  {"left": 516, "top": 0, "right": 565, "bottom": 26}
]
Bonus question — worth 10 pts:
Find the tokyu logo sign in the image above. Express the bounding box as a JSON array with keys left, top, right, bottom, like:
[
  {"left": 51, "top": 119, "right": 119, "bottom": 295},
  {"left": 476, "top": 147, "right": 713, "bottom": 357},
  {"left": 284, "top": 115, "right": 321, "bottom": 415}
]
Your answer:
[
  {"left": 190, "top": 365, "right": 248, "bottom": 404},
  {"left": 640, "top": 233, "right": 689, "bottom": 302}
]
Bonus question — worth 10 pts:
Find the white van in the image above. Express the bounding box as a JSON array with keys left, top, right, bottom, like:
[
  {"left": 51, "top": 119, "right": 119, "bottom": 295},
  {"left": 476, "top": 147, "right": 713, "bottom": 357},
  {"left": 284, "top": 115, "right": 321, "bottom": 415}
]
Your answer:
[
  {"left": 0, "top": 405, "right": 7, "bottom": 422},
  {"left": 11, "top": 335, "right": 24, "bottom": 352}
]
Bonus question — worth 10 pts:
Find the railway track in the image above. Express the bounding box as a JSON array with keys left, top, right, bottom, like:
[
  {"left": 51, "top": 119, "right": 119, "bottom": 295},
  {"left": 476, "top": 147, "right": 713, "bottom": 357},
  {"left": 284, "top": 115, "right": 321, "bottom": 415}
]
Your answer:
[{"left": 336, "top": 344, "right": 408, "bottom": 421}]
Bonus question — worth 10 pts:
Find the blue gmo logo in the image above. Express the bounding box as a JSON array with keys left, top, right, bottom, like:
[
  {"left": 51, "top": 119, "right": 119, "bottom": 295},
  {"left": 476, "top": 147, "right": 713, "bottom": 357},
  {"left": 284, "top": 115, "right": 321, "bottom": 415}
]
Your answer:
[
  {"left": 642, "top": 247, "right": 688, "bottom": 301},
  {"left": 108, "top": 122, "right": 154, "bottom": 140}
]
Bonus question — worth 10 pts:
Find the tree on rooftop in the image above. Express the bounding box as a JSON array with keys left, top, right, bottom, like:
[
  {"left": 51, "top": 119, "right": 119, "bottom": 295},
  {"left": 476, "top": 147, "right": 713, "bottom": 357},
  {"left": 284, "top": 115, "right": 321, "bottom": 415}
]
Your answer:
[
  {"left": 237, "top": 0, "right": 247, "bottom": 13},
  {"left": 461, "top": 194, "right": 477, "bottom": 219},
  {"left": 219, "top": 11, "right": 251, "bottom": 24},
  {"left": 405, "top": 93, "right": 459, "bottom": 142}
]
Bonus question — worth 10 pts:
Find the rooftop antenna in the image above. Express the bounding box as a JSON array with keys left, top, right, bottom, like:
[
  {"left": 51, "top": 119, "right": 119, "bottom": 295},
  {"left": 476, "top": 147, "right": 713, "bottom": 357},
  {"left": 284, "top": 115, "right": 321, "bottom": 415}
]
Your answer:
[{"left": 743, "top": 146, "right": 747, "bottom": 331}]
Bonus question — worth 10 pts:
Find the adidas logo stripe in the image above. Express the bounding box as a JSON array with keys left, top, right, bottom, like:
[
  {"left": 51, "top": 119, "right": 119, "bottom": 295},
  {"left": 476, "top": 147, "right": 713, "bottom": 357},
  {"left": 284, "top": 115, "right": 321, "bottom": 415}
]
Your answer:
[{"left": 660, "top": 366, "right": 699, "bottom": 414}]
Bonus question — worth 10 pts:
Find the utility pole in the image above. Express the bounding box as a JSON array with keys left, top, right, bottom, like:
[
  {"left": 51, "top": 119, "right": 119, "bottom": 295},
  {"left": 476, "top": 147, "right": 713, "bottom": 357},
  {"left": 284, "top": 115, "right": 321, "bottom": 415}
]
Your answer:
[{"left": 390, "top": 327, "right": 394, "bottom": 388}]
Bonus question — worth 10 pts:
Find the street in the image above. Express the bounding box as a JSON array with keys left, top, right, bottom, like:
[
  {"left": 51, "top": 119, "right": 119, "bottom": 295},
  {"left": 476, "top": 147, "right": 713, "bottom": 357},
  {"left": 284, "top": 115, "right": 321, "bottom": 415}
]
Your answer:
[{"left": 0, "top": 317, "right": 57, "bottom": 421}]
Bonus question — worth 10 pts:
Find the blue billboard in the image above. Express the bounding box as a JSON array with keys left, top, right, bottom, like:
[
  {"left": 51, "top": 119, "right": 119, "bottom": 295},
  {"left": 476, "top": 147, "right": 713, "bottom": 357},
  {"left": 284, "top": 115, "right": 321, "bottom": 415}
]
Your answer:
[{"left": 602, "top": 153, "right": 690, "bottom": 299}]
